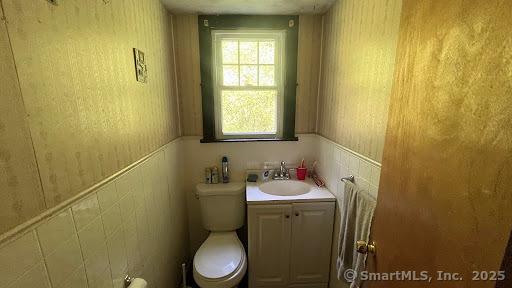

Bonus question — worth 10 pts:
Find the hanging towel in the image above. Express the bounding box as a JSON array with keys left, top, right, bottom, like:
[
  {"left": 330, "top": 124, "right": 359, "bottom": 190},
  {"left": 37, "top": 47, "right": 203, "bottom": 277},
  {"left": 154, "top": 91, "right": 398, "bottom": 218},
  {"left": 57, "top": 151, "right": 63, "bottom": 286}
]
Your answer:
[
  {"left": 336, "top": 181, "right": 358, "bottom": 279},
  {"left": 336, "top": 181, "right": 376, "bottom": 288}
]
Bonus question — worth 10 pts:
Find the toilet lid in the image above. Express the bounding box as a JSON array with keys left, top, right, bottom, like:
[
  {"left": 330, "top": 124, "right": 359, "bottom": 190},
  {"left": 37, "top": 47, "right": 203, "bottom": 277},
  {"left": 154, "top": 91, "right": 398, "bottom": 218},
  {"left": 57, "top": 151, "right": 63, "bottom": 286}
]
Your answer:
[{"left": 194, "top": 232, "right": 243, "bottom": 279}]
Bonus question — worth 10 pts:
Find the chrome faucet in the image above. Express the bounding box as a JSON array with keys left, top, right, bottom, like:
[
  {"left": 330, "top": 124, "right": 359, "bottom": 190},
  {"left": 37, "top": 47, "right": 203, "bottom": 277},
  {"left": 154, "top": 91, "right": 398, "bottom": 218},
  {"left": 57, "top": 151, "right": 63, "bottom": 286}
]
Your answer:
[{"left": 272, "top": 161, "right": 290, "bottom": 180}]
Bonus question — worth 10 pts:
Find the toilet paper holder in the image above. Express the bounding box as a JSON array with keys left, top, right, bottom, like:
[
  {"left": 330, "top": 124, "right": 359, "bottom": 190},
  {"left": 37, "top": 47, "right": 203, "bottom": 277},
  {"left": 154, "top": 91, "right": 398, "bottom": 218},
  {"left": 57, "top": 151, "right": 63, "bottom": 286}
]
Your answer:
[
  {"left": 124, "top": 275, "right": 133, "bottom": 288},
  {"left": 125, "top": 275, "right": 147, "bottom": 288}
]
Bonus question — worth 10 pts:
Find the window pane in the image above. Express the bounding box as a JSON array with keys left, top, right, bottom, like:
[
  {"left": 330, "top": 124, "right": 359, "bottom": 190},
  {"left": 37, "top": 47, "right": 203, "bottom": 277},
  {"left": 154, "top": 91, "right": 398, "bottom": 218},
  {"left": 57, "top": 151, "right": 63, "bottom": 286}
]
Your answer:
[
  {"left": 259, "top": 41, "right": 275, "bottom": 64},
  {"left": 259, "top": 65, "right": 275, "bottom": 86},
  {"left": 221, "top": 90, "right": 277, "bottom": 134},
  {"left": 240, "top": 65, "right": 258, "bottom": 86},
  {"left": 223, "top": 65, "right": 239, "bottom": 86},
  {"left": 239, "top": 41, "right": 258, "bottom": 64},
  {"left": 222, "top": 40, "right": 238, "bottom": 64}
]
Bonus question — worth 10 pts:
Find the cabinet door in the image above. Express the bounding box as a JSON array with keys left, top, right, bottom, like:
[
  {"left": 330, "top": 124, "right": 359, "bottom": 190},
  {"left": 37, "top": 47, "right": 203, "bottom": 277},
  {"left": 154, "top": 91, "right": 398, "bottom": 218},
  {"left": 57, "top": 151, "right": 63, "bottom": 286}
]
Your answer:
[
  {"left": 290, "top": 202, "right": 335, "bottom": 284},
  {"left": 248, "top": 204, "right": 292, "bottom": 287}
]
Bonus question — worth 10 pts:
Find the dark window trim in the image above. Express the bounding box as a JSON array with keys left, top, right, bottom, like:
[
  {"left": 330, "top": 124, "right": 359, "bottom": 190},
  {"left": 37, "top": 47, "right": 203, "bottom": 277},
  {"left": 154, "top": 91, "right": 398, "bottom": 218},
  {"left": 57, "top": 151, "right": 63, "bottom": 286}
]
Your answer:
[
  {"left": 200, "top": 137, "right": 299, "bottom": 143},
  {"left": 198, "top": 15, "right": 299, "bottom": 143}
]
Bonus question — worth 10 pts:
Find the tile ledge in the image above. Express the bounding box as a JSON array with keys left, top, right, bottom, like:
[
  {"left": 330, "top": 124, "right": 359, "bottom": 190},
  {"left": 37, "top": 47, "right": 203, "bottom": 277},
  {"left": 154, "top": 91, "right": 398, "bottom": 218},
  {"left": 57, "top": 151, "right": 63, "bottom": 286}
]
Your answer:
[
  {"left": 0, "top": 138, "right": 181, "bottom": 248},
  {"left": 317, "top": 134, "right": 382, "bottom": 167}
]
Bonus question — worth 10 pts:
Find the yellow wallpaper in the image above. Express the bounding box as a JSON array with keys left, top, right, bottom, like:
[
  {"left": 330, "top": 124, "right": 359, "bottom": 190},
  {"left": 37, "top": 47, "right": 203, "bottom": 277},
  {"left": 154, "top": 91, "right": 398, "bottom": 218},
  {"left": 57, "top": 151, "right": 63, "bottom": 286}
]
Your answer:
[
  {"left": 296, "top": 15, "right": 323, "bottom": 134},
  {"left": 0, "top": 0, "right": 180, "bottom": 235},
  {"left": 0, "top": 8, "right": 46, "bottom": 234},
  {"left": 173, "top": 14, "right": 323, "bottom": 136},
  {"left": 317, "top": 0, "right": 402, "bottom": 162},
  {"left": 173, "top": 15, "right": 203, "bottom": 136}
]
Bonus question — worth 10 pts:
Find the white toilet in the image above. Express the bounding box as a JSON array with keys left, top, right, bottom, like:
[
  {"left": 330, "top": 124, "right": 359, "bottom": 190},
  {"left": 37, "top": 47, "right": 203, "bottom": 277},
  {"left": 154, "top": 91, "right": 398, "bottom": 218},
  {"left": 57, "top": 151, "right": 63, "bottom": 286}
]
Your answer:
[{"left": 193, "top": 182, "right": 247, "bottom": 288}]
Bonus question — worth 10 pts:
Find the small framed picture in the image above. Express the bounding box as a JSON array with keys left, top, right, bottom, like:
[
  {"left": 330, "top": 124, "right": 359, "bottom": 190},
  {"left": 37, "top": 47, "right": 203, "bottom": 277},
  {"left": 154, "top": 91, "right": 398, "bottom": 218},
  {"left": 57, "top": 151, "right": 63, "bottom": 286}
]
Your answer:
[{"left": 133, "top": 48, "right": 147, "bottom": 83}]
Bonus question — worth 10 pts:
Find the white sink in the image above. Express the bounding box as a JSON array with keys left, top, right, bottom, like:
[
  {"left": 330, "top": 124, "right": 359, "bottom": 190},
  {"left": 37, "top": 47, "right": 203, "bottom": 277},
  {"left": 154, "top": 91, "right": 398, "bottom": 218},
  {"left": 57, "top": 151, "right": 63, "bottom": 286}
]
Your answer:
[{"left": 259, "top": 180, "right": 311, "bottom": 196}]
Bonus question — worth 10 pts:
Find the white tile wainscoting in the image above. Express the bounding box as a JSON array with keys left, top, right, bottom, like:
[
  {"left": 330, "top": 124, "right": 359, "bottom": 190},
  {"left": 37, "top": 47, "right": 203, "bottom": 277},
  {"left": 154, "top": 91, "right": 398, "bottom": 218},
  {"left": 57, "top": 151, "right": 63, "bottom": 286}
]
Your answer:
[
  {"left": 182, "top": 134, "right": 382, "bottom": 258},
  {"left": 316, "top": 136, "right": 382, "bottom": 288},
  {"left": 317, "top": 136, "right": 381, "bottom": 200},
  {"left": 0, "top": 134, "right": 382, "bottom": 288},
  {"left": 181, "top": 134, "right": 318, "bottom": 255},
  {"left": 0, "top": 139, "right": 188, "bottom": 288}
]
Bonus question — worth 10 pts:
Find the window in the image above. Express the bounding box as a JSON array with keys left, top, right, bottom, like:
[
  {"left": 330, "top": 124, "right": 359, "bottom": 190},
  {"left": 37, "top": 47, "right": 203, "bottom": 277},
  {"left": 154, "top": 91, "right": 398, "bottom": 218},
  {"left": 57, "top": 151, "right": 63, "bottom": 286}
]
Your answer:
[
  {"left": 213, "top": 31, "right": 285, "bottom": 139},
  {"left": 198, "top": 15, "right": 299, "bottom": 142}
]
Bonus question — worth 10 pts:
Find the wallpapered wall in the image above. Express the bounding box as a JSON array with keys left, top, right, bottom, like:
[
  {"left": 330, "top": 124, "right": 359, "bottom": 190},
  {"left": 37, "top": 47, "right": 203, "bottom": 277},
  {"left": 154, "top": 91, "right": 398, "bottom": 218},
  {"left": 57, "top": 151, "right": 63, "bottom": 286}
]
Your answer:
[
  {"left": 0, "top": 0, "right": 180, "bottom": 235},
  {"left": 318, "top": 0, "right": 403, "bottom": 287},
  {"left": 172, "top": 1, "right": 402, "bottom": 163},
  {"left": 0, "top": 0, "right": 400, "bottom": 236},
  {"left": 316, "top": 0, "right": 402, "bottom": 162},
  {"left": 0, "top": 4, "right": 46, "bottom": 236},
  {"left": 173, "top": 14, "right": 323, "bottom": 136}
]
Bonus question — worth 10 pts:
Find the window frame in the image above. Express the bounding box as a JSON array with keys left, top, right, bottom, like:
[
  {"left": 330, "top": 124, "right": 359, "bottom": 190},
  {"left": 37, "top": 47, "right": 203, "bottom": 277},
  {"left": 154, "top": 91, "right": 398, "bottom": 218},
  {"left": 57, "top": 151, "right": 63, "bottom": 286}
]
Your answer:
[
  {"left": 198, "top": 15, "right": 299, "bottom": 143},
  {"left": 212, "top": 30, "right": 286, "bottom": 139}
]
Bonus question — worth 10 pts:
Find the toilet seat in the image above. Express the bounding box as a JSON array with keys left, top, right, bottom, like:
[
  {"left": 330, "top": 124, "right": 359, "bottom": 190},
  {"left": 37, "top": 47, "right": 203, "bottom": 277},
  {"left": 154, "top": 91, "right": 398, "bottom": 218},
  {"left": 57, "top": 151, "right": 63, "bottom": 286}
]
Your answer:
[{"left": 193, "top": 232, "right": 247, "bottom": 288}]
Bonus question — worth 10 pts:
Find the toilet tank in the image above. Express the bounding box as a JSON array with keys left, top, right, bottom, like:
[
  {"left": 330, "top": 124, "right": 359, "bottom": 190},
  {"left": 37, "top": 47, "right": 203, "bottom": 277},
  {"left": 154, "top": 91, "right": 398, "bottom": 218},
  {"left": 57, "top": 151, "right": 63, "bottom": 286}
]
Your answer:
[{"left": 196, "top": 182, "right": 245, "bottom": 231}]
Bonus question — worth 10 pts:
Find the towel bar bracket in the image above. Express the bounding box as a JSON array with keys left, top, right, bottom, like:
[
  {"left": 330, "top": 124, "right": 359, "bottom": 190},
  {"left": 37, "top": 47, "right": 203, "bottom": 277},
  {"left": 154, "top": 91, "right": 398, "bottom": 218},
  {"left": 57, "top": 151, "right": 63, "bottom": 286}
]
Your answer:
[{"left": 341, "top": 175, "right": 355, "bottom": 183}]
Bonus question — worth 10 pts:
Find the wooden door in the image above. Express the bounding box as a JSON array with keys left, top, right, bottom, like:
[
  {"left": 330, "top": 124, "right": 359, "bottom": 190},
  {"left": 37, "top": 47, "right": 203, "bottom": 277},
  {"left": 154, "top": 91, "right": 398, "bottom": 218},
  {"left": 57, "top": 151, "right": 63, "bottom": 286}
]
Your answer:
[
  {"left": 290, "top": 202, "right": 335, "bottom": 285},
  {"left": 367, "top": 0, "right": 512, "bottom": 287},
  {"left": 248, "top": 204, "right": 292, "bottom": 287}
]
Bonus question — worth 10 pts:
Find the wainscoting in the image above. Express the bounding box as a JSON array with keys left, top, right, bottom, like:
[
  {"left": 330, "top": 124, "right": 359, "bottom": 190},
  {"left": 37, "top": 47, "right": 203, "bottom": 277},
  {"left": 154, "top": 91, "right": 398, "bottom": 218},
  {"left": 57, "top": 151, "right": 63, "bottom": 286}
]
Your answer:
[
  {"left": 181, "top": 134, "right": 383, "bottom": 265},
  {"left": 182, "top": 134, "right": 318, "bottom": 254},
  {"left": 1, "top": 134, "right": 383, "bottom": 288},
  {"left": 316, "top": 136, "right": 382, "bottom": 288},
  {"left": 0, "top": 139, "right": 187, "bottom": 288}
]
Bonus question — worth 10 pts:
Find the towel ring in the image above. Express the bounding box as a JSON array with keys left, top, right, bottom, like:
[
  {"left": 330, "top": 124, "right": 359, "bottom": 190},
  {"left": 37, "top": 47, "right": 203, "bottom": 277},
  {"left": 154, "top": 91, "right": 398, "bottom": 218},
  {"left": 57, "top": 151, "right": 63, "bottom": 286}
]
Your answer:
[{"left": 341, "top": 175, "right": 355, "bottom": 183}]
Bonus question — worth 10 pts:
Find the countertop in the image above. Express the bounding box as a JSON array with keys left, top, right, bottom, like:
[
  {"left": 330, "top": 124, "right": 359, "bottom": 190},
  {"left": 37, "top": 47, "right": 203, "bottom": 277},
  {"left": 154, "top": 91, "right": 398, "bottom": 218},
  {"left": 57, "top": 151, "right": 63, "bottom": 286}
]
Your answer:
[{"left": 246, "top": 177, "right": 336, "bottom": 204}]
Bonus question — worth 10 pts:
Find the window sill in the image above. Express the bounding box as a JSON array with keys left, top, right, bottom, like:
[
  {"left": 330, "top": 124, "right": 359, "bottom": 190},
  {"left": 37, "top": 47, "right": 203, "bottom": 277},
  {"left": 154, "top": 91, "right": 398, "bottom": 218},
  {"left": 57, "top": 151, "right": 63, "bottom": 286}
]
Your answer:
[{"left": 200, "top": 137, "right": 299, "bottom": 143}]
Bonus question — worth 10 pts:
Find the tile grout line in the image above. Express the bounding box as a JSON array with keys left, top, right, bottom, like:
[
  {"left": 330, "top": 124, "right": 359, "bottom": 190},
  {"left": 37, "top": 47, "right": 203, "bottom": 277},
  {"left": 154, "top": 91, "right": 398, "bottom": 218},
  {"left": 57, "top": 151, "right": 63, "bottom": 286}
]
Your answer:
[
  {"left": 97, "top": 209, "right": 116, "bottom": 287},
  {"left": 86, "top": 191, "right": 132, "bottom": 287},
  {"left": 70, "top": 208, "right": 90, "bottom": 287},
  {"left": 34, "top": 229, "right": 54, "bottom": 288},
  {"left": 111, "top": 176, "right": 131, "bottom": 284},
  {"left": 3, "top": 230, "right": 51, "bottom": 288}
]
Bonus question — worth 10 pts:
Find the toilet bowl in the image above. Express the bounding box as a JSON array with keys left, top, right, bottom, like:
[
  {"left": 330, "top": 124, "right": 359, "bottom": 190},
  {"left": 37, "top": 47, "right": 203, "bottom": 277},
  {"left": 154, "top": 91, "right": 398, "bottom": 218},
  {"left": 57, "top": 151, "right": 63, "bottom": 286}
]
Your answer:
[
  {"left": 193, "top": 232, "right": 247, "bottom": 288},
  {"left": 193, "top": 182, "right": 246, "bottom": 288}
]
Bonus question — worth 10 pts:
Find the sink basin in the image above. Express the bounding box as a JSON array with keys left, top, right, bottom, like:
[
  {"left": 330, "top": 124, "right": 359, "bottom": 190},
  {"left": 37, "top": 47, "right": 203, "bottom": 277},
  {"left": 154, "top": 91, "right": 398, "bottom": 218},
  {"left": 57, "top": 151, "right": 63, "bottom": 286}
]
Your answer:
[{"left": 259, "top": 180, "right": 311, "bottom": 196}]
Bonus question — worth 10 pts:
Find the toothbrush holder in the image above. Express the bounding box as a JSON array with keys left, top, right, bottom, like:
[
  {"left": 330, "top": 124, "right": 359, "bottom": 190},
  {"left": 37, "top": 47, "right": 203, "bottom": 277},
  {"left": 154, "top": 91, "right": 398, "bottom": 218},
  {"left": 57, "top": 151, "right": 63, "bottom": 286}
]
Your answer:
[{"left": 296, "top": 167, "right": 307, "bottom": 180}]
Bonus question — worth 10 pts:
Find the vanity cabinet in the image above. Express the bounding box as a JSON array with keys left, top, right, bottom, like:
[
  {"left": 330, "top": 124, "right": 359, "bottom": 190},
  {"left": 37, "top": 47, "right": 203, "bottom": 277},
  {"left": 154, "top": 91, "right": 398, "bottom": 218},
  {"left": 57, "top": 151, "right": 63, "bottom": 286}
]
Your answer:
[{"left": 248, "top": 202, "right": 335, "bottom": 288}]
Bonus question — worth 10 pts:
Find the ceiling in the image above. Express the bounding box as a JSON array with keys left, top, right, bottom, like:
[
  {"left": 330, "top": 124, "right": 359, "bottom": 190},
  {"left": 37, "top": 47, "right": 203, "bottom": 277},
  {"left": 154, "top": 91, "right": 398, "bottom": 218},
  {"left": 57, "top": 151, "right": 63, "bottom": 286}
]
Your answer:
[{"left": 161, "top": 0, "right": 336, "bottom": 15}]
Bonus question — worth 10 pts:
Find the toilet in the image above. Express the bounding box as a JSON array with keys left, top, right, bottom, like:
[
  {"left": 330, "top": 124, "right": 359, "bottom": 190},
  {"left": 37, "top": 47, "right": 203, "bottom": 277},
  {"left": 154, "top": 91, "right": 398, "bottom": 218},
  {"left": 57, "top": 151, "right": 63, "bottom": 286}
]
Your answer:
[{"left": 193, "top": 182, "right": 247, "bottom": 288}]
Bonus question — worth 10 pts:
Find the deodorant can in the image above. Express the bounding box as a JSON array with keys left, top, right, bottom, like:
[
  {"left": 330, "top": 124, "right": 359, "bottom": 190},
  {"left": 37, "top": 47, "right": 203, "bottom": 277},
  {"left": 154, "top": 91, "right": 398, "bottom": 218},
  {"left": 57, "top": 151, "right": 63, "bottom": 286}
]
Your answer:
[{"left": 222, "top": 156, "right": 229, "bottom": 183}]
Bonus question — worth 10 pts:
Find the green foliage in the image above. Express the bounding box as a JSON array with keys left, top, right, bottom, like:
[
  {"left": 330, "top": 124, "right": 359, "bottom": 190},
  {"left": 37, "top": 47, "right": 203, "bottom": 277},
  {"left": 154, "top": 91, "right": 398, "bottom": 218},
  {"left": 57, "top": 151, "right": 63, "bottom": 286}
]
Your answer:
[
  {"left": 219, "top": 39, "right": 278, "bottom": 135},
  {"left": 222, "top": 90, "right": 277, "bottom": 134}
]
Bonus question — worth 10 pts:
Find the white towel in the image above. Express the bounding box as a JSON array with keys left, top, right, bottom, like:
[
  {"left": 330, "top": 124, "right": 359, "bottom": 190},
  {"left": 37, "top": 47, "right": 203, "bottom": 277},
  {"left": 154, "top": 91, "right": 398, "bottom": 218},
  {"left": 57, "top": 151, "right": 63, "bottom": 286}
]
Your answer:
[{"left": 336, "top": 181, "right": 376, "bottom": 288}]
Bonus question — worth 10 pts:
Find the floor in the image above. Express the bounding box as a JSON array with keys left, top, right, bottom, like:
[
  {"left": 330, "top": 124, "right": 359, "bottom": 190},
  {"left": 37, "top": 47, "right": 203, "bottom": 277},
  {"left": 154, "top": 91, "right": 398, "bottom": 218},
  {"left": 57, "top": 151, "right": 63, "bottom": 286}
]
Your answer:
[{"left": 186, "top": 270, "right": 249, "bottom": 288}]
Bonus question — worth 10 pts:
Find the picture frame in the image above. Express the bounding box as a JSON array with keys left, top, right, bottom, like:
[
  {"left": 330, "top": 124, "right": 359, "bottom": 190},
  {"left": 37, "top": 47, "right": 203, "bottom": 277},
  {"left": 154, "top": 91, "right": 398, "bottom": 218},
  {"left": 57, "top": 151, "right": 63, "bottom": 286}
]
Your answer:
[{"left": 133, "top": 48, "right": 147, "bottom": 83}]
